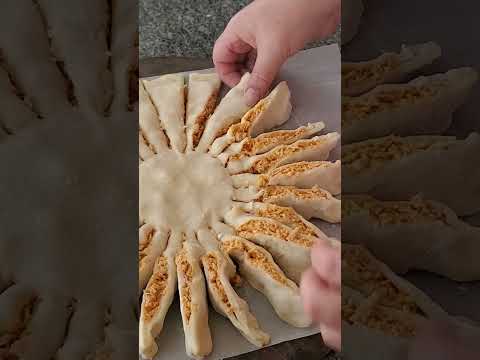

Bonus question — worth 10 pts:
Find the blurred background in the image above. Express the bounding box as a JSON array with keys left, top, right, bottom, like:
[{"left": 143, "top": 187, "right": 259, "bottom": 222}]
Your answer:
[{"left": 139, "top": 0, "right": 340, "bottom": 59}]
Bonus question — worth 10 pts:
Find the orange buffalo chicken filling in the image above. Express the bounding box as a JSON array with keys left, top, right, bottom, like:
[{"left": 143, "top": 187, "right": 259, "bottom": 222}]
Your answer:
[{"left": 142, "top": 256, "right": 169, "bottom": 321}]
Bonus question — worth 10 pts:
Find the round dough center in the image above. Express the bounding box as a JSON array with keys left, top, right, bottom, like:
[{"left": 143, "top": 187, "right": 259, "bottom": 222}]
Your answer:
[{"left": 140, "top": 150, "right": 234, "bottom": 232}]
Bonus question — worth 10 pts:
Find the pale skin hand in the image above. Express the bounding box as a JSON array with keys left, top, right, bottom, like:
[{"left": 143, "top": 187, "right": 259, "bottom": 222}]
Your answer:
[
  {"left": 300, "top": 240, "right": 341, "bottom": 350},
  {"left": 213, "top": 0, "right": 340, "bottom": 105}
]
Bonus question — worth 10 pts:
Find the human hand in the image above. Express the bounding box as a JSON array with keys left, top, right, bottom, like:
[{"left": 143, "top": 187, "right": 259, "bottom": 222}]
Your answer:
[
  {"left": 213, "top": 0, "right": 340, "bottom": 105},
  {"left": 300, "top": 239, "right": 341, "bottom": 350}
]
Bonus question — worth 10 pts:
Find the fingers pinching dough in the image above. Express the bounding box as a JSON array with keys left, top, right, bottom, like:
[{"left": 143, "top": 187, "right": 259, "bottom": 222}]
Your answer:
[
  {"left": 221, "top": 235, "right": 311, "bottom": 327},
  {"left": 139, "top": 224, "right": 169, "bottom": 293},
  {"left": 227, "top": 132, "right": 340, "bottom": 175},
  {"left": 139, "top": 81, "right": 169, "bottom": 153},
  {"left": 196, "top": 73, "right": 251, "bottom": 153},
  {"left": 186, "top": 73, "right": 221, "bottom": 151},
  {"left": 175, "top": 234, "right": 213, "bottom": 359},
  {"left": 201, "top": 245, "right": 270, "bottom": 347},
  {"left": 139, "top": 231, "right": 183, "bottom": 359},
  {"left": 224, "top": 207, "right": 316, "bottom": 283},
  {"left": 261, "top": 185, "right": 341, "bottom": 222},
  {"left": 143, "top": 74, "right": 187, "bottom": 152},
  {"left": 209, "top": 81, "right": 292, "bottom": 155}
]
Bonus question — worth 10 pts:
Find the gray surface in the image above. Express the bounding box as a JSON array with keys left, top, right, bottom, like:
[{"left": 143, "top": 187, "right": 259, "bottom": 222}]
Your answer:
[{"left": 140, "top": 0, "right": 340, "bottom": 59}]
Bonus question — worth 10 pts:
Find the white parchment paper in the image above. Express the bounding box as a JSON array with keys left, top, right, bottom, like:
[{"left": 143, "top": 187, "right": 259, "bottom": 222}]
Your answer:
[{"left": 145, "top": 44, "right": 341, "bottom": 360}]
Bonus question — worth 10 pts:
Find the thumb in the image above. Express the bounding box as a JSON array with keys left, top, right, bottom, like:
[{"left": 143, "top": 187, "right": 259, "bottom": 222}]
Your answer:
[{"left": 245, "top": 46, "right": 287, "bottom": 106}]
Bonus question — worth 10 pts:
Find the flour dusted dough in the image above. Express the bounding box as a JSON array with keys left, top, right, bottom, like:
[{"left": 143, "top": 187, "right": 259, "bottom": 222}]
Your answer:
[
  {"left": 224, "top": 207, "right": 315, "bottom": 283},
  {"left": 143, "top": 74, "right": 187, "bottom": 152},
  {"left": 217, "top": 121, "right": 325, "bottom": 165},
  {"left": 221, "top": 235, "right": 311, "bottom": 328},
  {"left": 139, "top": 81, "right": 169, "bottom": 153},
  {"left": 186, "top": 73, "right": 221, "bottom": 151},
  {"left": 261, "top": 185, "right": 341, "bottom": 223},
  {"left": 196, "top": 73, "right": 251, "bottom": 152},
  {"left": 139, "top": 231, "right": 182, "bottom": 359},
  {"left": 138, "top": 224, "right": 169, "bottom": 292},
  {"left": 342, "top": 67, "right": 478, "bottom": 143},
  {"left": 342, "top": 42, "right": 441, "bottom": 96},
  {"left": 343, "top": 195, "right": 480, "bottom": 281},
  {"left": 227, "top": 132, "right": 340, "bottom": 174},
  {"left": 198, "top": 229, "right": 270, "bottom": 347},
  {"left": 139, "top": 151, "right": 234, "bottom": 233},
  {"left": 176, "top": 234, "right": 212, "bottom": 359},
  {"left": 266, "top": 160, "right": 341, "bottom": 195},
  {"left": 236, "top": 202, "right": 328, "bottom": 240}
]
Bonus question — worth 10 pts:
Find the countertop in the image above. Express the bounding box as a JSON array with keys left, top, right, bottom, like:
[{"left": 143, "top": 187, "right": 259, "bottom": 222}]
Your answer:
[{"left": 139, "top": 0, "right": 340, "bottom": 59}]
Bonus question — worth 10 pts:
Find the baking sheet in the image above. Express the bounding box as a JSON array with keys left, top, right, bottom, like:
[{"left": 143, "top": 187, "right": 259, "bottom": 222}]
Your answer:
[{"left": 142, "top": 44, "right": 341, "bottom": 360}]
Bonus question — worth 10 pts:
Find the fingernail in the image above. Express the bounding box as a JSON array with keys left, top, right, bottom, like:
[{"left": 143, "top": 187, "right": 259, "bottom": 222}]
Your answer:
[{"left": 245, "top": 87, "right": 259, "bottom": 107}]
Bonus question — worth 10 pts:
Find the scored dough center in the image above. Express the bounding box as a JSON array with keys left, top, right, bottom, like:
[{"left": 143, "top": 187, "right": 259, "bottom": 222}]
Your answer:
[{"left": 140, "top": 150, "right": 234, "bottom": 232}]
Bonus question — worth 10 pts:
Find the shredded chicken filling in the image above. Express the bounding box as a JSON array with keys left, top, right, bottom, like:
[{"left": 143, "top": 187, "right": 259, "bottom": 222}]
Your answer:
[
  {"left": 362, "top": 306, "right": 417, "bottom": 337},
  {"left": 192, "top": 92, "right": 219, "bottom": 147},
  {"left": 342, "top": 85, "right": 440, "bottom": 125},
  {"left": 204, "top": 253, "right": 233, "bottom": 314},
  {"left": 142, "top": 256, "right": 169, "bottom": 321},
  {"left": 221, "top": 239, "right": 290, "bottom": 286},
  {"left": 230, "top": 98, "right": 268, "bottom": 141},
  {"left": 262, "top": 185, "right": 329, "bottom": 201},
  {"left": 343, "top": 136, "right": 455, "bottom": 171},
  {"left": 342, "top": 247, "right": 422, "bottom": 315},
  {"left": 343, "top": 197, "right": 449, "bottom": 225},
  {"left": 238, "top": 127, "right": 312, "bottom": 158},
  {"left": 236, "top": 219, "right": 313, "bottom": 247},
  {"left": 139, "top": 227, "right": 155, "bottom": 263},
  {"left": 176, "top": 251, "right": 193, "bottom": 322},
  {"left": 248, "top": 139, "right": 325, "bottom": 174},
  {"left": 342, "top": 55, "right": 400, "bottom": 88},
  {"left": 255, "top": 205, "right": 317, "bottom": 237},
  {"left": 269, "top": 161, "right": 328, "bottom": 177}
]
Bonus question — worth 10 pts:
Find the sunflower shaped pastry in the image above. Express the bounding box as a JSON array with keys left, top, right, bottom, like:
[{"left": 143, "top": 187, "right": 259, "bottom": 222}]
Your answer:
[{"left": 138, "top": 74, "right": 341, "bottom": 358}]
